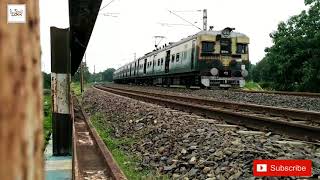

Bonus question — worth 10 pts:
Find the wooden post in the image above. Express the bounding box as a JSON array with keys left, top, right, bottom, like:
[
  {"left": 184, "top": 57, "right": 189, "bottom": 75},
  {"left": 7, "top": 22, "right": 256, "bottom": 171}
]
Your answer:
[
  {"left": 50, "top": 27, "right": 72, "bottom": 156},
  {"left": 0, "top": 0, "right": 43, "bottom": 179}
]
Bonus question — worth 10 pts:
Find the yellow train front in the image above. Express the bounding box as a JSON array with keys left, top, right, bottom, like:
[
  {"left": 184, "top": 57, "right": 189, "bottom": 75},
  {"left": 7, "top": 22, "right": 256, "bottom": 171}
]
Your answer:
[
  {"left": 197, "top": 27, "right": 250, "bottom": 88},
  {"left": 113, "top": 27, "right": 250, "bottom": 89}
]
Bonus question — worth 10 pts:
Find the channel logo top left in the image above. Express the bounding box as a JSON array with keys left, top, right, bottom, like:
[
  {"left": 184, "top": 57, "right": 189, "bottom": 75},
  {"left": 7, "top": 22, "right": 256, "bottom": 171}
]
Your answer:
[{"left": 7, "top": 4, "right": 26, "bottom": 23}]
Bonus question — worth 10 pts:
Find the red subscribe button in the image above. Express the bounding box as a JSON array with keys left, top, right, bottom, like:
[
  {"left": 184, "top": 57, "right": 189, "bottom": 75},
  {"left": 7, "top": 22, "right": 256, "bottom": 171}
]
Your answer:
[{"left": 253, "top": 160, "right": 312, "bottom": 177}]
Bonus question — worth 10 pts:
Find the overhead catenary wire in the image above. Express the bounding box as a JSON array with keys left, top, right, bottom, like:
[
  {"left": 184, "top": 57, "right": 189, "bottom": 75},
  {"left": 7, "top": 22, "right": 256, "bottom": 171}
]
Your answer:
[
  {"left": 171, "top": 10, "right": 202, "bottom": 13},
  {"left": 167, "top": 9, "right": 202, "bottom": 31},
  {"left": 99, "top": 0, "right": 117, "bottom": 11},
  {"left": 158, "top": 22, "right": 197, "bottom": 27}
]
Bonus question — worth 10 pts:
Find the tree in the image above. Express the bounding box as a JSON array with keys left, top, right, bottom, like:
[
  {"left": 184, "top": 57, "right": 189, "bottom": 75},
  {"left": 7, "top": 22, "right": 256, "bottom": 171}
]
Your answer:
[
  {"left": 72, "top": 62, "right": 91, "bottom": 83},
  {"left": 102, "top": 68, "right": 115, "bottom": 82},
  {"left": 252, "top": 0, "right": 320, "bottom": 92},
  {"left": 43, "top": 72, "right": 51, "bottom": 89}
]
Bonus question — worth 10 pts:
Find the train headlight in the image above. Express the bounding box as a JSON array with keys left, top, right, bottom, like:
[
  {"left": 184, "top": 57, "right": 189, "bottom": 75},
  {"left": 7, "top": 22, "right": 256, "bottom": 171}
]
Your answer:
[
  {"left": 236, "top": 59, "right": 242, "bottom": 63},
  {"left": 210, "top": 68, "right": 219, "bottom": 76},
  {"left": 241, "top": 69, "right": 248, "bottom": 77},
  {"left": 222, "top": 29, "right": 231, "bottom": 38},
  {"left": 222, "top": 27, "right": 235, "bottom": 38}
]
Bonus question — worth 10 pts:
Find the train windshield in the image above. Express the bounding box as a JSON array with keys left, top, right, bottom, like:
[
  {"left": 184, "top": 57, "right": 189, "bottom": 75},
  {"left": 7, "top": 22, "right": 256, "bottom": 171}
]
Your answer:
[{"left": 220, "top": 38, "right": 231, "bottom": 54}]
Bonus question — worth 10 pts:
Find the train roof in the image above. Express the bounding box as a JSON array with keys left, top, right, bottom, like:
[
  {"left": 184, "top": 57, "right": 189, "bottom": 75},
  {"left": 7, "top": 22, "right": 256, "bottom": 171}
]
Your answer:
[{"left": 140, "top": 30, "right": 248, "bottom": 59}]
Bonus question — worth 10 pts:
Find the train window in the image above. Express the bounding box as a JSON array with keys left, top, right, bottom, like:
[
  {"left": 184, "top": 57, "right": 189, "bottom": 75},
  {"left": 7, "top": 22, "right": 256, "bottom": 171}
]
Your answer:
[
  {"left": 158, "top": 59, "right": 160, "bottom": 66},
  {"left": 176, "top": 53, "right": 180, "bottom": 62},
  {"left": 171, "top": 54, "right": 175, "bottom": 63},
  {"left": 161, "top": 58, "right": 163, "bottom": 65},
  {"left": 237, "top": 43, "right": 248, "bottom": 54},
  {"left": 220, "top": 38, "right": 231, "bottom": 54},
  {"left": 202, "top": 41, "right": 215, "bottom": 53}
]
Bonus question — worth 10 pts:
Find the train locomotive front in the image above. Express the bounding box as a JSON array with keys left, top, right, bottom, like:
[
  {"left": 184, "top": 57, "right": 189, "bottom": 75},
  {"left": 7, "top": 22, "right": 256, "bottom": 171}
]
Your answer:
[{"left": 197, "top": 27, "right": 249, "bottom": 88}]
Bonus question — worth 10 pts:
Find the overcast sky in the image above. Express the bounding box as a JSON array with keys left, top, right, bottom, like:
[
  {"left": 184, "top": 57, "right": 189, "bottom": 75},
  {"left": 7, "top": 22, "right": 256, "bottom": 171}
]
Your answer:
[{"left": 39, "top": 0, "right": 307, "bottom": 73}]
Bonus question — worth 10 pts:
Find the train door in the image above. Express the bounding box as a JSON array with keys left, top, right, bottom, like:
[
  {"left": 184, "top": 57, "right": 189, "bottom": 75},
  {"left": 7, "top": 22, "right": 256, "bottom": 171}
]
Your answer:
[
  {"left": 134, "top": 62, "right": 136, "bottom": 76},
  {"left": 165, "top": 50, "right": 170, "bottom": 73},
  {"left": 143, "top": 59, "right": 147, "bottom": 74},
  {"left": 191, "top": 40, "right": 195, "bottom": 70},
  {"left": 137, "top": 60, "right": 139, "bottom": 75},
  {"left": 152, "top": 56, "right": 155, "bottom": 73}
]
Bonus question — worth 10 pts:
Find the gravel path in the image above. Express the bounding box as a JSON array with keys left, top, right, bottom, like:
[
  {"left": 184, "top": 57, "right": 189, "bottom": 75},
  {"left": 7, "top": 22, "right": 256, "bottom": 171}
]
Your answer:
[
  {"left": 104, "top": 84, "right": 320, "bottom": 112},
  {"left": 83, "top": 88, "right": 320, "bottom": 179}
]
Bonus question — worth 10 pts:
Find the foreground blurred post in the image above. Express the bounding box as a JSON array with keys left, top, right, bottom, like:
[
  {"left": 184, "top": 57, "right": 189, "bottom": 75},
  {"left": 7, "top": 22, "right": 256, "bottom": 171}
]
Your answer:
[
  {"left": 50, "top": 27, "right": 72, "bottom": 155},
  {"left": 80, "top": 60, "right": 83, "bottom": 92},
  {"left": 0, "top": 0, "right": 43, "bottom": 179}
]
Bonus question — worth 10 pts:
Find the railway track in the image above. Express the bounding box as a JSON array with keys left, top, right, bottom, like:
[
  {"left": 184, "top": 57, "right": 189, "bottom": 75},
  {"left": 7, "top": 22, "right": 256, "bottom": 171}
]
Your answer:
[
  {"left": 72, "top": 96, "right": 126, "bottom": 180},
  {"left": 151, "top": 84, "right": 320, "bottom": 98},
  {"left": 235, "top": 89, "right": 320, "bottom": 98},
  {"left": 94, "top": 85, "right": 320, "bottom": 142}
]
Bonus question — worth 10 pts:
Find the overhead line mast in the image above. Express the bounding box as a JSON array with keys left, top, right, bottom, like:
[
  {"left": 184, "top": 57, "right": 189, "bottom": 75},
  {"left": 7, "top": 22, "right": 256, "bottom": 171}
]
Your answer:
[{"left": 203, "top": 9, "right": 207, "bottom": 31}]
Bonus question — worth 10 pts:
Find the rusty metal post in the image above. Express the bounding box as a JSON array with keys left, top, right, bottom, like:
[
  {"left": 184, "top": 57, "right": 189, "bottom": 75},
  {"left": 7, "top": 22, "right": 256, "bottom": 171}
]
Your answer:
[
  {"left": 50, "top": 27, "right": 72, "bottom": 156},
  {"left": 0, "top": 0, "right": 43, "bottom": 179}
]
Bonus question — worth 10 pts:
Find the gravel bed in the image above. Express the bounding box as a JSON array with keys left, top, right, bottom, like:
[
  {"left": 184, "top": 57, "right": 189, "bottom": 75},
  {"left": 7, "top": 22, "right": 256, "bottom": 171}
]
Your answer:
[
  {"left": 103, "top": 84, "right": 320, "bottom": 112},
  {"left": 83, "top": 88, "right": 320, "bottom": 179}
]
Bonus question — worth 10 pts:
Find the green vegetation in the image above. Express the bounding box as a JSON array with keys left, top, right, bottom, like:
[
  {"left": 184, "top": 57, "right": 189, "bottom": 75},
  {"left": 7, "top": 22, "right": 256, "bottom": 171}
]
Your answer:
[
  {"left": 43, "top": 72, "right": 51, "bottom": 89},
  {"left": 42, "top": 64, "right": 115, "bottom": 92},
  {"left": 43, "top": 95, "right": 52, "bottom": 148},
  {"left": 251, "top": 0, "right": 320, "bottom": 92},
  {"left": 72, "top": 62, "right": 115, "bottom": 83},
  {"left": 91, "top": 113, "right": 167, "bottom": 180},
  {"left": 71, "top": 82, "right": 82, "bottom": 97},
  {"left": 243, "top": 81, "right": 264, "bottom": 91}
]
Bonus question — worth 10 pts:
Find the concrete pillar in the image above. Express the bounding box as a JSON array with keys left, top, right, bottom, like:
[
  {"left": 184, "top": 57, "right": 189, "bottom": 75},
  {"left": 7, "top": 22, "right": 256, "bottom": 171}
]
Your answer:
[
  {"left": 50, "top": 27, "right": 72, "bottom": 156},
  {"left": 0, "top": 0, "right": 43, "bottom": 179}
]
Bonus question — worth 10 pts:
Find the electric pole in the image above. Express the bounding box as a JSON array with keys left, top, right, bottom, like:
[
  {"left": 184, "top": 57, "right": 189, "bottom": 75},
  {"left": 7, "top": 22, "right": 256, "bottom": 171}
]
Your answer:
[{"left": 203, "top": 9, "right": 207, "bottom": 31}]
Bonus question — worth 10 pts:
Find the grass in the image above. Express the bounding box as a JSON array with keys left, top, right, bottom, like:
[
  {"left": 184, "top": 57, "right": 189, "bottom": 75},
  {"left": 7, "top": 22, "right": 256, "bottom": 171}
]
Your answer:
[
  {"left": 243, "top": 81, "right": 264, "bottom": 91},
  {"left": 71, "top": 82, "right": 82, "bottom": 97},
  {"left": 43, "top": 94, "right": 52, "bottom": 149},
  {"left": 91, "top": 113, "right": 167, "bottom": 180},
  {"left": 71, "top": 81, "right": 94, "bottom": 98}
]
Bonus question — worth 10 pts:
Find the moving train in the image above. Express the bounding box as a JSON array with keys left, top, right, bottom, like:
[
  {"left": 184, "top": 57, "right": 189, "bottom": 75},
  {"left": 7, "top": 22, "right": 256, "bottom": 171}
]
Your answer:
[{"left": 113, "top": 27, "right": 250, "bottom": 88}]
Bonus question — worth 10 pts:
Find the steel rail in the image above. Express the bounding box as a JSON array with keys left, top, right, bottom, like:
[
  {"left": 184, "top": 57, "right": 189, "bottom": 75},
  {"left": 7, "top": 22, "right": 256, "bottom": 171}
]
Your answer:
[
  {"left": 233, "top": 89, "right": 320, "bottom": 98},
  {"left": 94, "top": 86, "right": 320, "bottom": 142}
]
